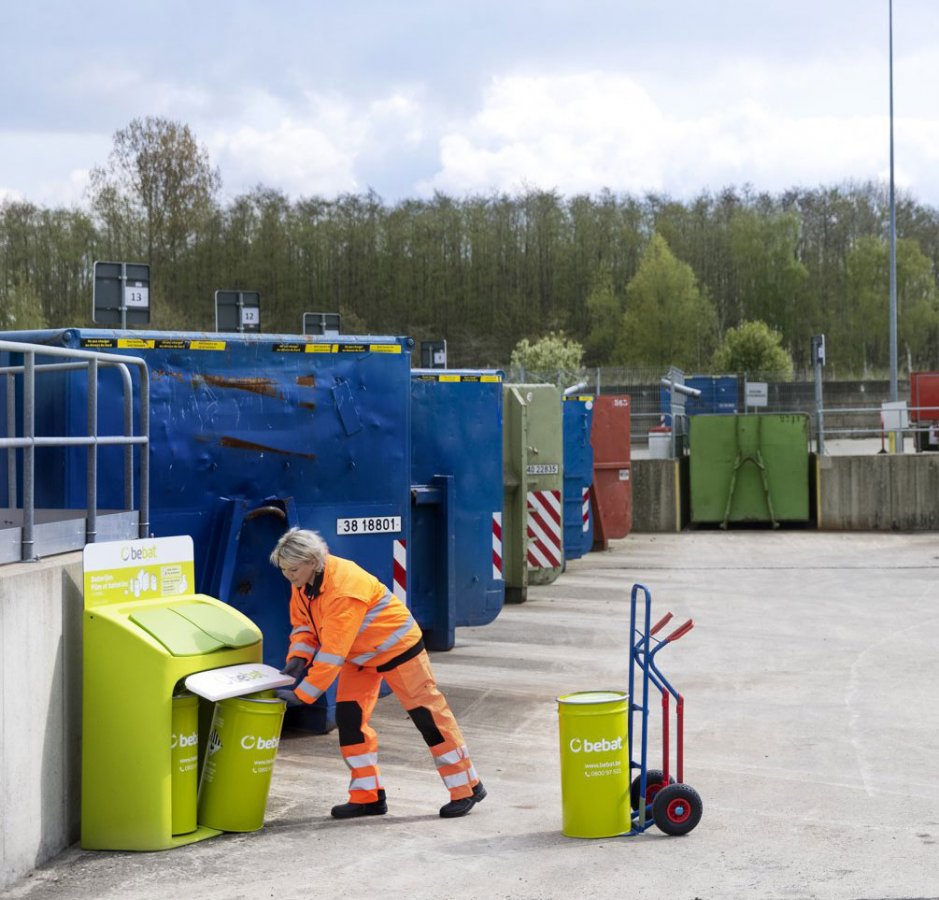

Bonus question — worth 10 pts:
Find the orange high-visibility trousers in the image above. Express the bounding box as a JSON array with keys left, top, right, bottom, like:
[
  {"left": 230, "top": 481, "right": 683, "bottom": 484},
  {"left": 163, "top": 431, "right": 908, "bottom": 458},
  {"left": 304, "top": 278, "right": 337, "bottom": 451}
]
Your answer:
[{"left": 335, "top": 649, "right": 479, "bottom": 804}]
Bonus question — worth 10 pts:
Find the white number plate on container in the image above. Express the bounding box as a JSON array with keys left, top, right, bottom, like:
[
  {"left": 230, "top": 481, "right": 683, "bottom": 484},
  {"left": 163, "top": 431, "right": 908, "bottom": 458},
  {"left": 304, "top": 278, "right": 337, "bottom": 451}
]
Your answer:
[{"left": 336, "top": 516, "right": 402, "bottom": 535}]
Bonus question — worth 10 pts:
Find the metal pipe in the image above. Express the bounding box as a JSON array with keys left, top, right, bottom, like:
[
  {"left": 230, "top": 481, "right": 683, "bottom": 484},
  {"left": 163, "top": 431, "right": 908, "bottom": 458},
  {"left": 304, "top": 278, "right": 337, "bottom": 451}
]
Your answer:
[
  {"left": 23, "top": 352, "right": 35, "bottom": 560},
  {"left": 117, "top": 363, "right": 134, "bottom": 511},
  {"left": 138, "top": 360, "right": 150, "bottom": 538},
  {"left": 0, "top": 435, "right": 148, "bottom": 448},
  {"left": 86, "top": 357, "right": 98, "bottom": 544},
  {"left": 6, "top": 372, "right": 15, "bottom": 510}
]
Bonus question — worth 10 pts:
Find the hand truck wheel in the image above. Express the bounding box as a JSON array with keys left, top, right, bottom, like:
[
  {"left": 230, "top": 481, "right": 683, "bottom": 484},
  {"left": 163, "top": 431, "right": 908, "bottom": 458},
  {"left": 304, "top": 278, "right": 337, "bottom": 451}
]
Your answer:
[{"left": 652, "top": 783, "right": 703, "bottom": 836}]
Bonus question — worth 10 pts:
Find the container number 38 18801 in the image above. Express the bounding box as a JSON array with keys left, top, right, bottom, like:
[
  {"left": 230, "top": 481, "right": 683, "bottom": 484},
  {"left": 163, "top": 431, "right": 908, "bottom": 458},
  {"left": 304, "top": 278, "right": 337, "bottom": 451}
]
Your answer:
[{"left": 336, "top": 516, "right": 402, "bottom": 535}]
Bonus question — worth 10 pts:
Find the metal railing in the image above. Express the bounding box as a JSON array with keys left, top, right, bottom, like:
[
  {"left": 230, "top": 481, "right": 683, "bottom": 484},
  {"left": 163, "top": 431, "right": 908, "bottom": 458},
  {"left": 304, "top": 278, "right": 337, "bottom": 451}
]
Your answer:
[{"left": 0, "top": 340, "right": 150, "bottom": 561}]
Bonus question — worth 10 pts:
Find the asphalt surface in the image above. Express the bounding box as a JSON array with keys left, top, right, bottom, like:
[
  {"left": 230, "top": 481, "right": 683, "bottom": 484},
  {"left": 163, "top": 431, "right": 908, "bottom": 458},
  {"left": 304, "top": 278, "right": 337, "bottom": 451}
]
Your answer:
[{"left": 3, "top": 531, "right": 939, "bottom": 900}]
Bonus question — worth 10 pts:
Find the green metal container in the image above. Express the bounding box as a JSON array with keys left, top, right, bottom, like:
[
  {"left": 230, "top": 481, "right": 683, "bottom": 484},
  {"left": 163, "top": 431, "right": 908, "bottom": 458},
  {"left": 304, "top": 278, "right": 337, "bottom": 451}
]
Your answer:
[
  {"left": 503, "top": 384, "right": 564, "bottom": 601},
  {"left": 557, "top": 690, "right": 630, "bottom": 838},
  {"left": 689, "top": 414, "right": 810, "bottom": 526},
  {"left": 197, "top": 694, "right": 286, "bottom": 832},
  {"left": 171, "top": 692, "right": 199, "bottom": 835}
]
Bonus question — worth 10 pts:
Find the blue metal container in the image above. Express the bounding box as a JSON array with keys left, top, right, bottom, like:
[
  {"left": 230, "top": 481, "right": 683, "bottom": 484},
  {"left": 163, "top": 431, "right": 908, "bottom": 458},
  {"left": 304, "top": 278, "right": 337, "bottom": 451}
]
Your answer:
[
  {"left": 661, "top": 375, "right": 739, "bottom": 421},
  {"left": 409, "top": 370, "right": 505, "bottom": 650},
  {"left": 562, "top": 395, "right": 594, "bottom": 562},
  {"left": 0, "top": 328, "right": 414, "bottom": 733}
]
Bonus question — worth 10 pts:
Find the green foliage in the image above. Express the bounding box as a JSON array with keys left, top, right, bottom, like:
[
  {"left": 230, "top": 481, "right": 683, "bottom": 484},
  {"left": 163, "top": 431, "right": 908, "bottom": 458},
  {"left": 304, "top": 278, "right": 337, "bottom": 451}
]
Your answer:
[
  {"left": 88, "top": 117, "right": 221, "bottom": 318},
  {"left": 3, "top": 125, "right": 939, "bottom": 377},
  {"left": 0, "top": 282, "right": 48, "bottom": 329},
  {"left": 510, "top": 331, "right": 584, "bottom": 378},
  {"left": 843, "top": 235, "right": 939, "bottom": 373},
  {"left": 583, "top": 262, "right": 622, "bottom": 365},
  {"left": 711, "top": 320, "right": 794, "bottom": 378},
  {"left": 613, "top": 234, "right": 716, "bottom": 370}
]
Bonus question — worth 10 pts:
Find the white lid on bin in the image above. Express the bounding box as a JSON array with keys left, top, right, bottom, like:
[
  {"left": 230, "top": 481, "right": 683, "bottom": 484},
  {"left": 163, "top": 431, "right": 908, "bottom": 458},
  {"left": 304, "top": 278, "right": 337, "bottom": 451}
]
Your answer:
[
  {"left": 556, "top": 690, "right": 628, "bottom": 705},
  {"left": 185, "top": 663, "right": 294, "bottom": 702}
]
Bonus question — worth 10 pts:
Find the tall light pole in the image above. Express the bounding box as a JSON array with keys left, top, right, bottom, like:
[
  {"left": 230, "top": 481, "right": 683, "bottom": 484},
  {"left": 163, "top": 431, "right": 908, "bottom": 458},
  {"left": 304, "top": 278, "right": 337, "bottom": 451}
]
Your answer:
[{"left": 888, "top": 0, "right": 898, "bottom": 405}]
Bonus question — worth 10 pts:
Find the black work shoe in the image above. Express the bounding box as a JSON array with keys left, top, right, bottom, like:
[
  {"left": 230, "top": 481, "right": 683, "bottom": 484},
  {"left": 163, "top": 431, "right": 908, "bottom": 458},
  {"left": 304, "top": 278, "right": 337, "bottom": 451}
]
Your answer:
[
  {"left": 439, "top": 781, "right": 487, "bottom": 818},
  {"left": 331, "top": 790, "right": 387, "bottom": 819}
]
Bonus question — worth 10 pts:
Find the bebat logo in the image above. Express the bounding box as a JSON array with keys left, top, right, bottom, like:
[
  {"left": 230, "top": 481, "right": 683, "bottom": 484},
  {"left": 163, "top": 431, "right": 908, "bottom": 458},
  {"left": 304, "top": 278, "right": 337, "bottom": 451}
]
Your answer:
[
  {"left": 120, "top": 544, "right": 158, "bottom": 562},
  {"left": 171, "top": 732, "right": 198, "bottom": 750},
  {"left": 569, "top": 736, "right": 624, "bottom": 753},
  {"left": 240, "top": 734, "right": 280, "bottom": 751}
]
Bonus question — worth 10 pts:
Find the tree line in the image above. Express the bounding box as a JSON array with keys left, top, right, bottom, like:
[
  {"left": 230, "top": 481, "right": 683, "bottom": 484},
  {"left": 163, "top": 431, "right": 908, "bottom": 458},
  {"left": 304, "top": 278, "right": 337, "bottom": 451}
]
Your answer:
[{"left": 1, "top": 117, "right": 937, "bottom": 376}]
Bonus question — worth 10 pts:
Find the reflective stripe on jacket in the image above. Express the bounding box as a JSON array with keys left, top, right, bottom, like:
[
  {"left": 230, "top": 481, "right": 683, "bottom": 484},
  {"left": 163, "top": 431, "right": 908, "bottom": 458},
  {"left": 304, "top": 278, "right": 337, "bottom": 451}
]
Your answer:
[{"left": 287, "top": 554, "right": 421, "bottom": 705}]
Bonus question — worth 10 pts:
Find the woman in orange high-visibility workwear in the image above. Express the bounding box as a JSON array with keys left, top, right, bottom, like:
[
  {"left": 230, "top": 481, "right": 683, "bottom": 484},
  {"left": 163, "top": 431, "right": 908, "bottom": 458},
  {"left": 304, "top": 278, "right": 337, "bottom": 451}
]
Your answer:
[{"left": 270, "top": 527, "right": 486, "bottom": 819}]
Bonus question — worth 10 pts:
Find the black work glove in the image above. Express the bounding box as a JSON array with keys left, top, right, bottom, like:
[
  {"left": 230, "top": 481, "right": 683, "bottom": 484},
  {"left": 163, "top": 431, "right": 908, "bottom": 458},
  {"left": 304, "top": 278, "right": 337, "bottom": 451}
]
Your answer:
[
  {"left": 275, "top": 688, "right": 303, "bottom": 708},
  {"left": 281, "top": 657, "right": 309, "bottom": 681}
]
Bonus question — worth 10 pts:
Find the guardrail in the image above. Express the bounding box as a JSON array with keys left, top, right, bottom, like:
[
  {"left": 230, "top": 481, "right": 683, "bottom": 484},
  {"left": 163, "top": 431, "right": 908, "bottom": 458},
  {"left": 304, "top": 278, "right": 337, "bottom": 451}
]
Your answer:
[
  {"left": 631, "top": 403, "right": 939, "bottom": 454},
  {"left": 0, "top": 340, "right": 150, "bottom": 561}
]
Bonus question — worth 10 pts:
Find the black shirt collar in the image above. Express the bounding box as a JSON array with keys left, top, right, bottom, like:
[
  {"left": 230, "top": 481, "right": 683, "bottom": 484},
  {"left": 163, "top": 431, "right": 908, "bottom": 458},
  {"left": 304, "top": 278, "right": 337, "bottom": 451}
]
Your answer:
[{"left": 303, "top": 568, "right": 325, "bottom": 600}]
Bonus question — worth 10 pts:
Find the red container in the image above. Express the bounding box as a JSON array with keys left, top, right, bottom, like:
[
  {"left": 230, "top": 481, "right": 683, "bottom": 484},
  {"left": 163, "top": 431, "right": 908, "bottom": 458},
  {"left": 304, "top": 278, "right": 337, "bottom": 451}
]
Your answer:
[
  {"left": 589, "top": 395, "right": 632, "bottom": 550},
  {"left": 910, "top": 372, "right": 939, "bottom": 451}
]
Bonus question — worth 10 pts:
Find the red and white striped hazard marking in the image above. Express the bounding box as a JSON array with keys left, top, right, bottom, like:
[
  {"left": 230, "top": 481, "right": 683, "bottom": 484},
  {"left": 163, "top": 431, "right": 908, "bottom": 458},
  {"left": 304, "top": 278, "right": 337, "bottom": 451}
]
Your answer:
[
  {"left": 582, "top": 487, "right": 590, "bottom": 533},
  {"left": 527, "top": 490, "right": 562, "bottom": 569},
  {"left": 492, "top": 512, "right": 503, "bottom": 580},
  {"left": 393, "top": 539, "right": 407, "bottom": 604}
]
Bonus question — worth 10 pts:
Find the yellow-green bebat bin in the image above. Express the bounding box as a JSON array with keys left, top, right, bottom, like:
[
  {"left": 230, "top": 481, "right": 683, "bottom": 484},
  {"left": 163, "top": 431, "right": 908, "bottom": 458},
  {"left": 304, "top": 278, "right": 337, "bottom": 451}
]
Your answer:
[{"left": 81, "top": 536, "right": 266, "bottom": 851}]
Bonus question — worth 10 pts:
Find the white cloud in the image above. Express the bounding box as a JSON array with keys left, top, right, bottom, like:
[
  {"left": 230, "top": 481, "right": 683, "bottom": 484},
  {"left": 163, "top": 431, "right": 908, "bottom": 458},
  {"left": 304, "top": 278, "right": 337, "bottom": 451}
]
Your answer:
[
  {"left": 209, "top": 88, "right": 428, "bottom": 200},
  {"left": 424, "top": 73, "right": 668, "bottom": 196},
  {"left": 420, "top": 66, "right": 939, "bottom": 203}
]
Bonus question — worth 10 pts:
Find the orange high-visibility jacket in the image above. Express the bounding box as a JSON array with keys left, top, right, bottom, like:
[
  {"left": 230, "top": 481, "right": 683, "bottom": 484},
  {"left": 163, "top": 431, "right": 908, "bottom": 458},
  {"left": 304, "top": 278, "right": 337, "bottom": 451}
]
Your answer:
[{"left": 286, "top": 554, "right": 421, "bottom": 705}]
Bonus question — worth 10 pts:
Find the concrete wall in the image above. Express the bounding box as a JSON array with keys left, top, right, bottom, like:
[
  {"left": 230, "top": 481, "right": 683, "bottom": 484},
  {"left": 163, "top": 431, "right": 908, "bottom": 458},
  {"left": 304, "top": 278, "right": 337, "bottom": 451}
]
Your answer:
[
  {"left": 0, "top": 553, "right": 82, "bottom": 891},
  {"left": 818, "top": 453, "right": 939, "bottom": 530},
  {"left": 631, "top": 459, "right": 682, "bottom": 533}
]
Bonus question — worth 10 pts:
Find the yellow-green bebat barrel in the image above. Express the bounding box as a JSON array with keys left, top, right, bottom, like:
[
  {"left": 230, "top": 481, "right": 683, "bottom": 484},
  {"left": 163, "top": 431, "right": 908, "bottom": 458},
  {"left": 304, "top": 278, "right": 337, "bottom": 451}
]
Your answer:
[{"left": 557, "top": 691, "right": 630, "bottom": 838}]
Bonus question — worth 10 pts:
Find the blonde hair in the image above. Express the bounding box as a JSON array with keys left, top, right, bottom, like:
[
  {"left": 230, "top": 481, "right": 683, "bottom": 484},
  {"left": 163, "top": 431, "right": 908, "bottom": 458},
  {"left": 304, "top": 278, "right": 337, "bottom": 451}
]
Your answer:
[{"left": 269, "top": 527, "right": 330, "bottom": 571}]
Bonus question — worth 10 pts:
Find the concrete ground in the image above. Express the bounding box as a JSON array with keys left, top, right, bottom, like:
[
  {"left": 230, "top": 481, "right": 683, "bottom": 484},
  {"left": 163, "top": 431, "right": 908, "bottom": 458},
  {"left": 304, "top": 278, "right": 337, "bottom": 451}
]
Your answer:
[{"left": 3, "top": 531, "right": 939, "bottom": 900}]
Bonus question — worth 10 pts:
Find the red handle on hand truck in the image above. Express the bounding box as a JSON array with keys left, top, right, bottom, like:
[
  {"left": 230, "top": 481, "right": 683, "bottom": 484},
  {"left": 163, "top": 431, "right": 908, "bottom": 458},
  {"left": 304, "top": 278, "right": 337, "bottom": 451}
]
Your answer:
[
  {"left": 665, "top": 619, "right": 694, "bottom": 642},
  {"left": 650, "top": 612, "right": 673, "bottom": 635}
]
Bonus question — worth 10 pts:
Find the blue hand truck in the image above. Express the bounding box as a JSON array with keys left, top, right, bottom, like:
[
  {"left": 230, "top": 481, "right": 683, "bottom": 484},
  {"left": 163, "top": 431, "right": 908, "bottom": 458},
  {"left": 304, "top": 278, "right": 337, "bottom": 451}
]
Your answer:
[{"left": 627, "top": 583, "right": 703, "bottom": 836}]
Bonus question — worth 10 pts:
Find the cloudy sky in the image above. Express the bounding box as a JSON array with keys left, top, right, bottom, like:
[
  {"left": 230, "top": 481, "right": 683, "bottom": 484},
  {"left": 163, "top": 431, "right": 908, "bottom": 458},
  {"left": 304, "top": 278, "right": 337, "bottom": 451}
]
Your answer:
[{"left": 2, "top": 0, "right": 939, "bottom": 209}]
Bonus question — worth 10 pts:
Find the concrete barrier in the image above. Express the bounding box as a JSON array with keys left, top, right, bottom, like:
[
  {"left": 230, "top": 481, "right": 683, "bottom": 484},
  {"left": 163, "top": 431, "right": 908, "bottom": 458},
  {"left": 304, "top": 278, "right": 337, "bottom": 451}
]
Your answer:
[
  {"left": 634, "top": 453, "right": 939, "bottom": 532},
  {"left": 0, "top": 553, "right": 82, "bottom": 891},
  {"left": 631, "top": 459, "right": 681, "bottom": 533},
  {"left": 818, "top": 453, "right": 939, "bottom": 530}
]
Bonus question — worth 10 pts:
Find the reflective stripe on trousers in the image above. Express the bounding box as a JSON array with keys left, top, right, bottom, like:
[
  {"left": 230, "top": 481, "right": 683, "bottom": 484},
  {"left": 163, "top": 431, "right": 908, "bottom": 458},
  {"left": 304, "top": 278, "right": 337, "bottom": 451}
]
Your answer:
[{"left": 336, "top": 650, "right": 479, "bottom": 803}]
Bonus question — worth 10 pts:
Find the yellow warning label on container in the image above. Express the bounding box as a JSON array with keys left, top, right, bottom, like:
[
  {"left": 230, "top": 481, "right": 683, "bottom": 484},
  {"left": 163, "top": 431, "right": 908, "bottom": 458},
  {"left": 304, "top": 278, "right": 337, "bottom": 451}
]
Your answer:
[
  {"left": 369, "top": 344, "right": 402, "bottom": 353},
  {"left": 189, "top": 341, "right": 226, "bottom": 351},
  {"left": 117, "top": 339, "right": 155, "bottom": 349},
  {"left": 413, "top": 373, "right": 503, "bottom": 383},
  {"left": 305, "top": 343, "right": 336, "bottom": 353}
]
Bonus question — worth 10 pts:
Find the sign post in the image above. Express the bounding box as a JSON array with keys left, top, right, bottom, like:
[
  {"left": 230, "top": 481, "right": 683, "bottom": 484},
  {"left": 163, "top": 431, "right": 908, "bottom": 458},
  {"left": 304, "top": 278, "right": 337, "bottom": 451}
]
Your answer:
[
  {"left": 811, "top": 334, "right": 826, "bottom": 455},
  {"left": 93, "top": 261, "right": 151, "bottom": 328},
  {"left": 744, "top": 381, "right": 768, "bottom": 414},
  {"left": 302, "top": 312, "right": 341, "bottom": 336},
  {"left": 215, "top": 291, "right": 261, "bottom": 333}
]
